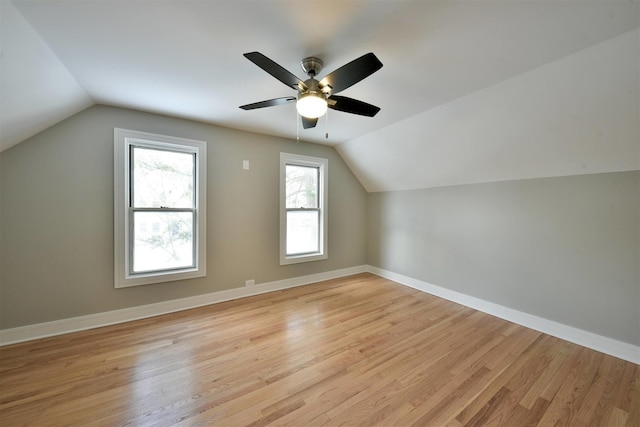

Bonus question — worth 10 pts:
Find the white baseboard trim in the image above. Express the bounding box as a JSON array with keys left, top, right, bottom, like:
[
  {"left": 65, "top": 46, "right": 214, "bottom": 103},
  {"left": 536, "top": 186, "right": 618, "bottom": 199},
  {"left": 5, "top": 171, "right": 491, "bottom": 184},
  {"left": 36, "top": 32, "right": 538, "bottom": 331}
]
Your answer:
[
  {"left": 367, "top": 265, "right": 640, "bottom": 365},
  {"left": 0, "top": 265, "right": 367, "bottom": 346},
  {"left": 4, "top": 264, "right": 638, "bottom": 365}
]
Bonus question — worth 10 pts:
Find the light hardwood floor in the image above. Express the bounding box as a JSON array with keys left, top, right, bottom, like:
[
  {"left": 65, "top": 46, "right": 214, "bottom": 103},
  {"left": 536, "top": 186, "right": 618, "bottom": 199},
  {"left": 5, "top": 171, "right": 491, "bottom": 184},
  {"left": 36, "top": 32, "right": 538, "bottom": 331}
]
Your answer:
[{"left": 1, "top": 273, "right": 638, "bottom": 426}]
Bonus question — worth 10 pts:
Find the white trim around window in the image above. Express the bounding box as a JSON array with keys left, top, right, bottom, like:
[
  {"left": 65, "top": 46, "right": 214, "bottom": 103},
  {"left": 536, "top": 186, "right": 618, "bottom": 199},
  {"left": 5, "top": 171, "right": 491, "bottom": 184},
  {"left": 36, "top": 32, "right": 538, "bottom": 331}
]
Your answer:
[
  {"left": 280, "top": 152, "right": 328, "bottom": 265},
  {"left": 114, "top": 128, "right": 207, "bottom": 288}
]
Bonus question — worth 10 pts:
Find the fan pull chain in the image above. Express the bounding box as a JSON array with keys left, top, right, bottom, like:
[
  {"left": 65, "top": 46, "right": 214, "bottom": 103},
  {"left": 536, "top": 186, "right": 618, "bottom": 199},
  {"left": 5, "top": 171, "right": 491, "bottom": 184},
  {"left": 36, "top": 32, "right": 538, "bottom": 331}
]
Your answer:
[
  {"left": 296, "top": 110, "right": 300, "bottom": 142},
  {"left": 325, "top": 109, "right": 329, "bottom": 139}
]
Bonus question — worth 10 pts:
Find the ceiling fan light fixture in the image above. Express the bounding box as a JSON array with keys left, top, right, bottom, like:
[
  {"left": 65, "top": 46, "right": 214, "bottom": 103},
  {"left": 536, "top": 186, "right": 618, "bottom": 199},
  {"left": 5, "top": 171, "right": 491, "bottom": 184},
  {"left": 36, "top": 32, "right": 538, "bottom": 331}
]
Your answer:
[
  {"left": 296, "top": 92, "right": 327, "bottom": 118},
  {"left": 240, "top": 51, "right": 383, "bottom": 128}
]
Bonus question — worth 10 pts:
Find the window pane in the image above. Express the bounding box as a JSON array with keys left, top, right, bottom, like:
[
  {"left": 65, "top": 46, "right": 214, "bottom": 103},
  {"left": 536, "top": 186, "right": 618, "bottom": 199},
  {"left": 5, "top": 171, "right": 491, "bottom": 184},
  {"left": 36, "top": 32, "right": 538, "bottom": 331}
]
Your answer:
[
  {"left": 285, "top": 165, "right": 318, "bottom": 209},
  {"left": 133, "top": 211, "right": 194, "bottom": 273},
  {"left": 286, "top": 210, "right": 319, "bottom": 255},
  {"left": 133, "top": 147, "right": 194, "bottom": 208}
]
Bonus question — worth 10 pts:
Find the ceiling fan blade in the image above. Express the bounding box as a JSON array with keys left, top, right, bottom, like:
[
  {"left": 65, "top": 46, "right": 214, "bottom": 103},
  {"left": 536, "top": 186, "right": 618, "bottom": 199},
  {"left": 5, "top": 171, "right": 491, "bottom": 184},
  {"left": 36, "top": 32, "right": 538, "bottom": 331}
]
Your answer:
[
  {"left": 239, "top": 96, "right": 296, "bottom": 110},
  {"left": 301, "top": 116, "right": 318, "bottom": 129},
  {"left": 244, "top": 52, "right": 307, "bottom": 90},
  {"left": 319, "top": 53, "right": 383, "bottom": 94},
  {"left": 328, "top": 95, "right": 380, "bottom": 117}
]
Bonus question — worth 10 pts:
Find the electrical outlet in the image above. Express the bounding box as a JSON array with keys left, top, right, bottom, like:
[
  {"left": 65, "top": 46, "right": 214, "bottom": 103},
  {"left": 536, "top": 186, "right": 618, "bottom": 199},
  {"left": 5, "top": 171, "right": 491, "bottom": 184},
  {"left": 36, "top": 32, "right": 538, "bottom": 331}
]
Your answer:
[{"left": 245, "top": 279, "right": 255, "bottom": 287}]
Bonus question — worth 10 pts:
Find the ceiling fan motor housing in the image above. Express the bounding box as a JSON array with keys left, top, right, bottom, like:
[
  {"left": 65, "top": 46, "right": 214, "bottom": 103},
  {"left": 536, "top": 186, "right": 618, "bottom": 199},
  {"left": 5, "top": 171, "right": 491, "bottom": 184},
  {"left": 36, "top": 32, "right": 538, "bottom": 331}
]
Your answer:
[
  {"left": 300, "top": 56, "right": 323, "bottom": 77},
  {"left": 299, "top": 58, "right": 331, "bottom": 97}
]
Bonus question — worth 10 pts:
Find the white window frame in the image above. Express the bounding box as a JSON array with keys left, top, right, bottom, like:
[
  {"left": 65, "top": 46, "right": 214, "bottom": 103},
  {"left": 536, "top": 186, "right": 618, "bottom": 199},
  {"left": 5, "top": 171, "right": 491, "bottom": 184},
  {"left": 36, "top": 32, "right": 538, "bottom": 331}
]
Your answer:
[
  {"left": 114, "top": 128, "right": 206, "bottom": 288},
  {"left": 280, "top": 152, "right": 328, "bottom": 265}
]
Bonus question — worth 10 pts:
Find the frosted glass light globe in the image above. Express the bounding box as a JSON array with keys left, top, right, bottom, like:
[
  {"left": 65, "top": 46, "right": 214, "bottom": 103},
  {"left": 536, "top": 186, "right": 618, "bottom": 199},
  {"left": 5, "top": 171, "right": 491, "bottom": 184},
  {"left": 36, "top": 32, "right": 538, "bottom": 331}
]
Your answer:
[{"left": 296, "top": 92, "right": 327, "bottom": 118}]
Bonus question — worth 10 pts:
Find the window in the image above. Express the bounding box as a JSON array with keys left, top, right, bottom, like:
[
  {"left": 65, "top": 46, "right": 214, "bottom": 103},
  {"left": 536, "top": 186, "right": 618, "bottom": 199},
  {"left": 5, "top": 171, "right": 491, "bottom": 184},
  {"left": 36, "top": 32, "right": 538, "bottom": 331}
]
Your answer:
[
  {"left": 280, "top": 153, "right": 328, "bottom": 265},
  {"left": 114, "top": 129, "right": 206, "bottom": 287}
]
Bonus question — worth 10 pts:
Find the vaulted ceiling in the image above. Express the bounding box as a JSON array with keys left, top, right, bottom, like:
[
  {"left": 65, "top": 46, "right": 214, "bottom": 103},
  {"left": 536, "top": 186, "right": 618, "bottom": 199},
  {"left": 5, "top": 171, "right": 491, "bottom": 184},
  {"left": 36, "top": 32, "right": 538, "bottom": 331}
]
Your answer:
[{"left": 2, "top": 0, "right": 639, "bottom": 191}]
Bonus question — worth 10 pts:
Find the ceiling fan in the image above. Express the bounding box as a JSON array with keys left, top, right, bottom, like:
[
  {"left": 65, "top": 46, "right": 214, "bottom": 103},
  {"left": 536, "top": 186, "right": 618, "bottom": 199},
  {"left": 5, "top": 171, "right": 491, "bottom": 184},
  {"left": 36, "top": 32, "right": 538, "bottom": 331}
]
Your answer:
[{"left": 239, "top": 52, "right": 383, "bottom": 129}]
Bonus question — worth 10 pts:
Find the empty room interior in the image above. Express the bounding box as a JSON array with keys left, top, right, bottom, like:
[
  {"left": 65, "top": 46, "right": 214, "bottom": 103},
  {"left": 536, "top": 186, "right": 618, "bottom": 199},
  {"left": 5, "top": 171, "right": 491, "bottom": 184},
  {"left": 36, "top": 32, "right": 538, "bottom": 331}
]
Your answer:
[{"left": 1, "top": 0, "right": 639, "bottom": 425}]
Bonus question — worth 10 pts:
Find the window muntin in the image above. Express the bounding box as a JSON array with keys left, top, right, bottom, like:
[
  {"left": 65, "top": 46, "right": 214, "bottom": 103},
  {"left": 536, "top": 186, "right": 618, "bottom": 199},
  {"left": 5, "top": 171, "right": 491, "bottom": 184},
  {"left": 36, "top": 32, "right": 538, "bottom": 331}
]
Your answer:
[
  {"left": 114, "top": 129, "right": 206, "bottom": 287},
  {"left": 280, "top": 153, "right": 327, "bottom": 264}
]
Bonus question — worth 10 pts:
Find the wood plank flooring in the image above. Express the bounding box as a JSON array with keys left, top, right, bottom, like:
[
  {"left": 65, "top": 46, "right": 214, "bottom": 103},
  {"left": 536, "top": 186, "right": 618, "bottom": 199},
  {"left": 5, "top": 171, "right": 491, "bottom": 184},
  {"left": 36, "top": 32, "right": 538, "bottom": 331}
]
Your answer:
[{"left": 1, "top": 273, "right": 638, "bottom": 426}]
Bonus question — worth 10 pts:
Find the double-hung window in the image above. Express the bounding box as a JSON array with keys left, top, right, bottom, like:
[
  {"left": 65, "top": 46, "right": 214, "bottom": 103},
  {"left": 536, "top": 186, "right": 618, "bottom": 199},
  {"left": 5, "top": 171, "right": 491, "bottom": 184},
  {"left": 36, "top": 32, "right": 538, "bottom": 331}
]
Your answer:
[
  {"left": 280, "top": 153, "right": 328, "bottom": 265},
  {"left": 114, "top": 129, "right": 206, "bottom": 288}
]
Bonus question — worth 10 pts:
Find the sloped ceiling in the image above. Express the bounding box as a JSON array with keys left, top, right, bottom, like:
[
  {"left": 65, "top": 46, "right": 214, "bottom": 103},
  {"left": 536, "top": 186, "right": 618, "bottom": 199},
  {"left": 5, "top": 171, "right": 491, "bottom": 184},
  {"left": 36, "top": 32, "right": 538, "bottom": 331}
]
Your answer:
[
  {"left": 1, "top": 1, "right": 92, "bottom": 150},
  {"left": 2, "top": 0, "right": 639, "bottom": 191},
  {"left": 340, "top": 28, "right": 640, "bottom": 191}
]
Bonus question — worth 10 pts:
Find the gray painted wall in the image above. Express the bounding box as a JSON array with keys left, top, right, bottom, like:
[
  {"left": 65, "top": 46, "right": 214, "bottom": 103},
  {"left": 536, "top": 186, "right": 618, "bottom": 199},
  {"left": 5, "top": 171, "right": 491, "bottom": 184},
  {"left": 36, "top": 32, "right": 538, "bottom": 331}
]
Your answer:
[
  {"left": 367, "top": 171, "right": 640, "bottom": 345},
  {"left": 2, "top": 103, "right": 638, "bottom": 349},
  {"left": 0, "top": 105, "right": 368, "bottom": 329}
]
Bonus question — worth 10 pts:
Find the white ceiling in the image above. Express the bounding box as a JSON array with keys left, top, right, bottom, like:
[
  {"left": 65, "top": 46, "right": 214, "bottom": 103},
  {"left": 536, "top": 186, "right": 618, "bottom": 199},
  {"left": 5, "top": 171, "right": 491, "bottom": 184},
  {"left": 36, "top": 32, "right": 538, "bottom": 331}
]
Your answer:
[{"left": 2, "top": 0, "right": 639, "bottom": 190}]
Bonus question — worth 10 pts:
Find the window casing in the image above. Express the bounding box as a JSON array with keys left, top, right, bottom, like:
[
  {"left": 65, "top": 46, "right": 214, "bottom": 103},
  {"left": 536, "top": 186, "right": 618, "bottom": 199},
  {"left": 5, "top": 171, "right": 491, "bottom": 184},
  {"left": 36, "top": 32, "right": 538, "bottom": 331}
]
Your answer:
[
  {"left": 280, "top": 153, "right": 328, "bottom": 265},
  {"left": 114, "top": 129, "right": 206, "bottom": 287}
]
